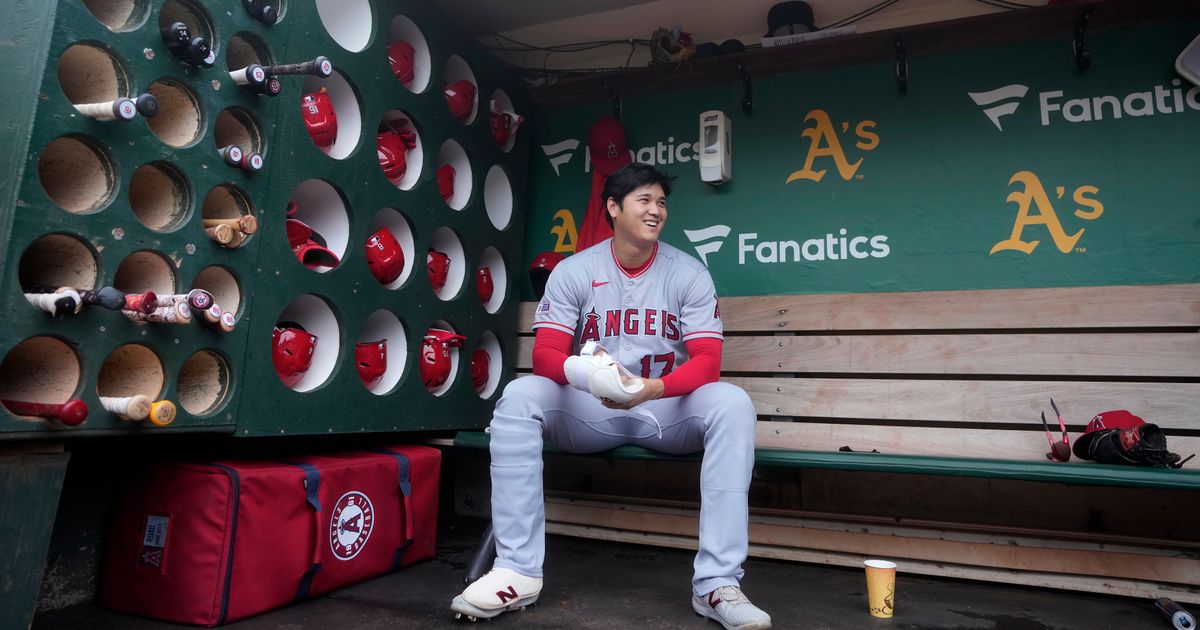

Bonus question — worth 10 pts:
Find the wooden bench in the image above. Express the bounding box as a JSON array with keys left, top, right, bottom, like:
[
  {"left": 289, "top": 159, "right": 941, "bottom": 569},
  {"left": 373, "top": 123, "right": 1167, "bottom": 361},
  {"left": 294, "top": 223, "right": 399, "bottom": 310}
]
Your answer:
[{"left": 454, "top": 283, "right": 1200, "bottom": 601}]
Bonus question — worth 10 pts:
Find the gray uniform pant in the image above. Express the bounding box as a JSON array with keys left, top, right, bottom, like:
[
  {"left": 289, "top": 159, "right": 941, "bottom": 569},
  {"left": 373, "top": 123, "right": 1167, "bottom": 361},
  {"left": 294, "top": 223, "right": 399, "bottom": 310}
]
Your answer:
[{"left": 488, "top": 375, "right": 757, "bottom": 596}]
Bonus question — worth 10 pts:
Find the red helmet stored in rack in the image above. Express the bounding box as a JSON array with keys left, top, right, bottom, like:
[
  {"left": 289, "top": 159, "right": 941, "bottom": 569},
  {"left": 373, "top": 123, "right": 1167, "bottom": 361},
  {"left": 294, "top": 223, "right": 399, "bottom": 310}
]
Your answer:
[
  {"left": 301, "top": 88, "right": 337, "bottom": 147},
  {"left": 376, "top": 120, "right": 417, "bottom": 184},
  {"left": 427, "top": 248, "right": 450, "bottom": 293},
  {"left": 476, "top": 266, "right": 494, "bottom": 304},
  {"left": 444, "top": 79, "right": 476, "bottom": 120},
  {"left": 471, "top": 348, "right": 490, "bottom": 390},
  {"left": 489, "top": 99, "right": 524, "bottom": 148},
  {"left": 528, "top": 251, "right": 565, "bottom": 300},
  {"left": 422, "top": 328, "right": 466, "bottom": 389},
  {"left": 272, "top": 324, "right": 318, "bottom": 388},
  {"left": 436, "top": 164, "right": 455, "bottom": 203},
  {"left": 387, "top": 40, "right": 415, "bottom": 84},
  {"left": 365, "top": 226, "right": 404, "bottom": 285},
  {"left": 286, "top": 218, "right": 340, "bottom": 270},
  {"left": 355, "top": 338, "right": 387, "bottom": 389}
]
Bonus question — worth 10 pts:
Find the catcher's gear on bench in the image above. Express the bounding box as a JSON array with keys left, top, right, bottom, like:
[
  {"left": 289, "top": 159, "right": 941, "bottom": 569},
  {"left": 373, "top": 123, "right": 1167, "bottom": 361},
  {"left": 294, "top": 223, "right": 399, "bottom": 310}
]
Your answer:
[{"left": 563, "top": 341, "right": 644, "bottom": 404}]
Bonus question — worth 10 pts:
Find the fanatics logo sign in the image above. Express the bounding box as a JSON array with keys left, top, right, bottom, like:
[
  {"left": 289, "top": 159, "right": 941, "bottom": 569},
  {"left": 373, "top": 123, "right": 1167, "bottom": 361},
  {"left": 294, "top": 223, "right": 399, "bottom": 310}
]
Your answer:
[{"left": 330, "top": 491, "right": 375, "bottom": 560}]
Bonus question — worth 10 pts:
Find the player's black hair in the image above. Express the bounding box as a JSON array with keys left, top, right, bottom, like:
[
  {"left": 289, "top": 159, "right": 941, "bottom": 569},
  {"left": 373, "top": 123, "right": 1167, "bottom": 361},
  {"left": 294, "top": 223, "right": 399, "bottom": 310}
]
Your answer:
[{"left": 603, "top": 162, "right": 674, "bottom": 228}]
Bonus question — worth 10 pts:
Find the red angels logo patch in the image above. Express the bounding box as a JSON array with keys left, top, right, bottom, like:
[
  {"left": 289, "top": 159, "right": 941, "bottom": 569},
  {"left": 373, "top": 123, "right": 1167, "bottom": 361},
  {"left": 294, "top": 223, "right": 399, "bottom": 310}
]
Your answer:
[{"left": 329, "top": 491, "right": 375, "bottom": 560}]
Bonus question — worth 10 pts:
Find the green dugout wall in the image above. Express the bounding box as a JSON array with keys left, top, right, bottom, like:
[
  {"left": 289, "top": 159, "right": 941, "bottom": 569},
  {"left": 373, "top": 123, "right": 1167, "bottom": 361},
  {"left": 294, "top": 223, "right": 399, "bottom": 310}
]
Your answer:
[{"left": 523, "top": 20, "right": 1200, "bottom": 298}]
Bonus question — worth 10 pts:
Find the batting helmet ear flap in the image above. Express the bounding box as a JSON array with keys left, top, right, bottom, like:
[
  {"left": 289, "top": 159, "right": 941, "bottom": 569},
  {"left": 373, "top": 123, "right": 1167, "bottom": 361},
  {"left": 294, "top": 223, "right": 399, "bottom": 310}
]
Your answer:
[
  {"left": 355, "top": 339, "right": 387, "bottom": 389},
  {"left": 366, "top": 227, "right": 404, "bottom": 284},
  {"left": 420, "top": 328, "right": 464, "bottom": 389},
  {"left": 272, "top": 325, "right": 318, "bottom": 387},
  {"left": 427, "top": 248, "right": 450, "bottom": 292}
]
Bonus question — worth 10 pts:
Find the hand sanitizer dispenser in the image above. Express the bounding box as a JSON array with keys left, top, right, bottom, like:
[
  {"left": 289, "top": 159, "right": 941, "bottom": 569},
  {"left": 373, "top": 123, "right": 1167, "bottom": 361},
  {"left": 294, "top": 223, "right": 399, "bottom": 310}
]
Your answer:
[{"left": 699, "top": 110, "right": 731, "bottom": 185}]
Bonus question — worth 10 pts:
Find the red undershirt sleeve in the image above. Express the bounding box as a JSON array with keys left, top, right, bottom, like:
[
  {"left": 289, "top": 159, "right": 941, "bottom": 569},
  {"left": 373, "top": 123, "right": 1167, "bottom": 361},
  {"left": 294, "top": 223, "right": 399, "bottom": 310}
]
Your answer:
[
  {"left": 660, "top": 338, "right": 722, "bottom": 398},
  {"left": 531, "top": 327, "right": 573, "bottom": 385}
]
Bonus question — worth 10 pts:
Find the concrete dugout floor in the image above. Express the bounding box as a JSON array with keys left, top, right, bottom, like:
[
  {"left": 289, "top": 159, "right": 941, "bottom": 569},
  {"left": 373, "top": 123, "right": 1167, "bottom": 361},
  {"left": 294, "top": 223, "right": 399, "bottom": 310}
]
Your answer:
[{"left": 35, "top": 517, "right": 1169, "bottom": 630}]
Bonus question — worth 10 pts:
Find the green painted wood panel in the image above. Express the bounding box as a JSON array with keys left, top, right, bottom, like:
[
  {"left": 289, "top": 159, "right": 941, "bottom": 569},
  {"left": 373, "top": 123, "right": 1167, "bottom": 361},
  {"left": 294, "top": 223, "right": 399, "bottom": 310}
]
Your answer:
[{"left": 0, "top": 453, "right": 70, "bottom": 630}]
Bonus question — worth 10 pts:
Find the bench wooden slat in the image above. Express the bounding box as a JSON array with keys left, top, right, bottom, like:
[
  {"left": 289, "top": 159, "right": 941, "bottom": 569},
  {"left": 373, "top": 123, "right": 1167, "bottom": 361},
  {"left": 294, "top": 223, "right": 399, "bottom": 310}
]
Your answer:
[
  {"left": 724, "top": 377, "right": 1200, "bottom": 428},
  {"left": 753, "top": 422, "right": 1200, "bottom": 463},
  {"left": 516, "top": 333, "right": 1200, "bottom": 377},
  {"left": 518, "top": 284, "right": 1200, "bottom": 332}
]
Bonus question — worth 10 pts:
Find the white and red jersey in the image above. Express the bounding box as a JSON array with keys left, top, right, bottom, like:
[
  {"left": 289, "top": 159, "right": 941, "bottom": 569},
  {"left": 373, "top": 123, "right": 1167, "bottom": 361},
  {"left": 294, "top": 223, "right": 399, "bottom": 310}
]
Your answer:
[{"left": 533, "top": 238, "right": 722, "bottom": 379}]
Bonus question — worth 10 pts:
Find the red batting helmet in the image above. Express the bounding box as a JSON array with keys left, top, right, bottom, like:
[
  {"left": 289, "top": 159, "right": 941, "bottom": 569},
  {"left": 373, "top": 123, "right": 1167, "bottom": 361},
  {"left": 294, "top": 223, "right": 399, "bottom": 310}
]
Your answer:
[
  {"left": 366, "top": 226, "right": 404, "bottom": 285},
  {"left": 287, "top": 218, "right": 341, "bottom": 269},
  {"left": 387, "top": 41, "right": 415, "bottom": 84},
  {"left": 476, "top": 266, "right": 494, "bottom": 304},
  {"left": 471, "top": 348, "right": 490, "bottom": 390},
  {"left": 272, "top": 324, "right": 318, "bottom": 388},
  {"left": 427, "top": 248, "right": 450, "bottom": 293},
  {"left": 422, "top": 328, "right": 466, "bottom": 389},
  {"left": 301, "top": 88, "right": 337, "bottom": 148},
  {"left": 489, "top": 99, "right": 524, "bottom": 148},
  {"left": 376, "top": 130, "right": 408, "bottom": 184},
  {"left": 528, "top": 251, "right": 565, "bottom": 300},
  {"left": 436, "top": 164, "right": 455, "bottom": 203},
  {"left": 356, "top": 338, "right": 387, "bottom": 389},
  {"left": 444, "top": 79, "right": 477, "bottom": 120}
]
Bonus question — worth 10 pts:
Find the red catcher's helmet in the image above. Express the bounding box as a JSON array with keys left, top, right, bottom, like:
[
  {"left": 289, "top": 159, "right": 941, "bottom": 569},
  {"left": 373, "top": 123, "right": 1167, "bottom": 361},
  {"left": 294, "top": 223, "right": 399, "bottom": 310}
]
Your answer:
[
  {"left": 489, "top": 99, "right": 524, "bottom": 148},
  {"left": 436, "top": 164, "right": 455, "bottom": 203},
  {"left": 421, "top": 328, "right": 466, "bottom": 389},
  {"left": 528, "top": 250, "right": 566, "bottom": 299},
  {"left": 476, "top": 266, "right": 494, "bottom": 304},
  {"left": 366, "top": 226, "right": 404, "bottom": 285},
  {"left": 471, "top": 348, "right": 490, "bottom": 389},
  {"left": 272, "top": 324, "right": 318, "bottom": 388},
  {"left": 301, "top": 88, "right": 337, "bottom": 147},
  {"left": 286, "top": 218, "right": 341, "bottom": 269},
  {"left": 444, "top": 79, "right": 477, "bottom": 120},
  {"left": 387, "top": 40, "right": 415, "bottom": 84},
  {"left": 427, "top": 248, "right": 450, "bottom": 293},
  {"left": 356, "top": 338, "right": 387, "bottom": 389}
]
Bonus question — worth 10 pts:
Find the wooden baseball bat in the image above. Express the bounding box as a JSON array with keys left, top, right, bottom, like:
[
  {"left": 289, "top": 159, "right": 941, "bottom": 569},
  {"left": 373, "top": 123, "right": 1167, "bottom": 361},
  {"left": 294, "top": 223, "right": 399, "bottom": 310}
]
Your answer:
[
  {"left": 202, "top": 215, "right": 258, "bottom": 234},
  {"left": 24, "top": 290, "right": 81, "bottom": 317},
  {"left": 74, "top": 98, "right": 137, "bottom": 121},
  {"left": 3, "top": 398, "right": 88, "bottom": 425},
  {"left": 219, "top": 311, "right": 236, "bottom": 332},
  {"left": 100, "top": 394, "right": 151, "bottom": 420},
  {"left": 123, "top": 290, "right": 158, "bottom": 314},
  {"left": 157, "top": 289, "right": 213, "bottom": 311},
  {"left": 229, "top": 64, "right": 267, "bottom": 87},
  {"left": 262, "top": 56, "right": 332, "bottom": 78},
  {"left": 148, "top": 400, "right": 177, "bottom": 427},
  {"left": 202, "top": 303, "right": 222, "bottom": 324},
  {"left": 122, "top": 302, "right": 191, "bottom": 324},
  {"left": 206, "top": 224, "right": 234, "bottom": 245}
]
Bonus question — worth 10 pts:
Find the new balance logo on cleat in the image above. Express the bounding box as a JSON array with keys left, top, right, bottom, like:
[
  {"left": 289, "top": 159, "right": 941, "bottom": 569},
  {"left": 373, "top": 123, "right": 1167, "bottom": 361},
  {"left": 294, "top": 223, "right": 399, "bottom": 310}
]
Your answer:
[{"left": 496, "top": 585, "right": 518, "bottom": 604}]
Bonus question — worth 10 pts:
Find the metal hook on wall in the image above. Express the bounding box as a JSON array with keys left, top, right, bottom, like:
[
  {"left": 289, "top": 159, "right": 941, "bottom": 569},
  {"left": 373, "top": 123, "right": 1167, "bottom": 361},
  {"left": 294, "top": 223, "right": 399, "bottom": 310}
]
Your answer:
[
  {"left": 600, "top": 80, "right": 621, "bottom": 120},
  {"left": 1073, "top": 7, "right": 1092, "bottom": 72},
  {"left": 738, "top": 63, "right": 753, "bottom": 114}
]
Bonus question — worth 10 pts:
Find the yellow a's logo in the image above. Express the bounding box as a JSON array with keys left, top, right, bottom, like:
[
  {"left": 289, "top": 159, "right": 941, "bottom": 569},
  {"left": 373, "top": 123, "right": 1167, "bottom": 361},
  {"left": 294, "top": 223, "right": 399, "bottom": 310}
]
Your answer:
[
  {"left": 550, "top": 209, "right": 577, "bottom": 254},
  {"left": 786, "top": 109, "right": 879, "bottom": 184},
  {"left": 990, "top": 171, "right": 1104, "bottom": 255}
]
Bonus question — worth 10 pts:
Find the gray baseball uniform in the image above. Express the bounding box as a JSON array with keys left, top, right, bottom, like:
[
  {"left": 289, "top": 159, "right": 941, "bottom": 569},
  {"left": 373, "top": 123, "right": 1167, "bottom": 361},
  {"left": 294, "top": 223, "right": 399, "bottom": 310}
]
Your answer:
[{"left": 488, "top": 238, "right": 757, "bottom": 596}]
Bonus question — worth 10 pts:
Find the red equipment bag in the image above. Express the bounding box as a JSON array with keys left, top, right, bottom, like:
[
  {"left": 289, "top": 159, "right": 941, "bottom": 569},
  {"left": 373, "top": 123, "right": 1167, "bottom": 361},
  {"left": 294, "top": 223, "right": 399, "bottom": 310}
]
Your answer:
[{"left": 99, "top": 445, "right": 440, "bottom": 626}]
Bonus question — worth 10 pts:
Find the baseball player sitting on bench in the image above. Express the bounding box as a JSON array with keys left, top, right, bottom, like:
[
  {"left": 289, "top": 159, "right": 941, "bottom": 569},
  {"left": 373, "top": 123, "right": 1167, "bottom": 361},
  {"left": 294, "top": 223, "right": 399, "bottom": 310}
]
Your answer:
[{"left": 452, "top": 163, "right": 771, "bottom": 629}]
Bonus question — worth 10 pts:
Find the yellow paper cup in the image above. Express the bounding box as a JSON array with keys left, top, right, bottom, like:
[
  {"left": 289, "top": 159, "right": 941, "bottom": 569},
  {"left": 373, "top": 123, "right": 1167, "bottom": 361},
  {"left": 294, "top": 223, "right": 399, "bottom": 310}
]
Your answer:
[{"left": 864, "top": 559, "right": 897, "bottom": 618}]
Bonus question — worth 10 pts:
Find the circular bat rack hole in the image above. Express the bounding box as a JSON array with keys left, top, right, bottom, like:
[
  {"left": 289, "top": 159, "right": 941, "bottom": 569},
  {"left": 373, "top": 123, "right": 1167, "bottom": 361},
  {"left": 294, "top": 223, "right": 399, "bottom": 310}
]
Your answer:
[
  {"left": 477, "top": 245, "right": 508, "bottom": 314},
  {"left": 425, "top": 319, "right": 463, "bottom": 397},
  {"left": 490, "top": 89, "right": 520, "bottom": 152},
  {"left": 19, "top": 234, "right": 100, "bottom": 294},
  {"left": 146, "top": 79, "right": 203, "bottom": 148},
  {"left": 96, "top": 344, "right": 164, "bottom": 404},
  {"left": 368, "top": 208, "right": 415, "bottom": 290},
  {"left": 484, "top": 165, "right": 513, "bottom": 230},
  {"left": 472, "top": 330, "right": 503, "bottom": 399},
  {"left": 226, "top": 32, "right": 274, "bottom": 72},
  {"left": 316, "top": 0, "right": 373, "bottom": 52},
  {"left": 190, "top": 265, "right": 241, "bottom": 318},
  {"left": 83, "top": 0, "right": 150, "bottom": 32},
  {"left": 201, "top": 184, "right": 255, "bottom": 248},
  {"left": 38, "top": 135, "right": 117, "bottom": 214},
  {"left": 443, "top": 55, "right": 479, "bottom": 124},
  {"left": 214, "top": 107, "right": 264, "bottom": 156},
  {"left": 178, "top": 349, "right": 232, "bottom": 416},
  {"left": 436, "top": 140, "right": 472, "bottom": 211},
  {"left": 158, "top": 0, "right": 217, "bottom": 59},
  {"left": 288, "top": 179, "right": 350, "bottom": 274},
  {"left": 388, "top": 14, "right": 431, "bottom": 93},
  {"left": 113, "top": 250, "right": 177, "bottom": 296},
  {"left": 57, "top": 42, "right": 130, "bottom": 107},
  {"left": 377, "top": 110, "right": 423, "bottom": 191},
  {"left": 275, "top": 294, "right": 340, "bottom": 392},
  {"left": 356, "top": 310, "right": 407, "bottom": 395},
  {"left": 301, "top": 69, "right": 362, "bottom": 161},
  {"left": 129, "top": 161, "right": 192, "bottom": 232},
  {"left": 429, "top": 226, "right": 466, "bottom": 301},
  {"left": 0, "top": 336, "right": 82, "bottom": 420}
]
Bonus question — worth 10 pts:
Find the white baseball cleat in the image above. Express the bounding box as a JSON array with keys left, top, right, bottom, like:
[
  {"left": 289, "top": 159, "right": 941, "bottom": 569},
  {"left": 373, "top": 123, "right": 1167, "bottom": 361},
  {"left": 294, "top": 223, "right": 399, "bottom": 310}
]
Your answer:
[
  {"left": 692, "top": 586, "right": 772, "bottom": 629},
  {"left": 451, "top": 568, "right": 542, "bottom": 622}
]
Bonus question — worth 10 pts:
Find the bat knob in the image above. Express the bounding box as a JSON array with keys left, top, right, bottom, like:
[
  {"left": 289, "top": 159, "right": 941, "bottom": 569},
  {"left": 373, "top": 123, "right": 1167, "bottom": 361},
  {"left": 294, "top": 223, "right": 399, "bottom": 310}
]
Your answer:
[
  {"left": 95, "top": 287, "right": 126, "bottom": 310},
  {"left": 149, "top": 400, "right": 177, "bottom": 427},
  {"left": 135, "top": 93, "right": 160, "bottom": 118},
  {"left": 60, "top": 400, "right": 89, "bottom": 426},
  {"left": 314, "top": 56, "right": 333, "bottom": 78},
  {"left": 1051, "top": 441, "right": 1071, "bottom": 462},
  {"left": 259, "top": 5, "right": 277, "bottom": 25}
]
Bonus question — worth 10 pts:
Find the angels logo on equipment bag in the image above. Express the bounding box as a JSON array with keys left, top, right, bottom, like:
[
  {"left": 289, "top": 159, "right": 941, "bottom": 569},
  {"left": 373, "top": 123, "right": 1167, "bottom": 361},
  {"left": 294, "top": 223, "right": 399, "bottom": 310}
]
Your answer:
[{"left": 329, "top": 491, "right": 375, "bottom": 560}]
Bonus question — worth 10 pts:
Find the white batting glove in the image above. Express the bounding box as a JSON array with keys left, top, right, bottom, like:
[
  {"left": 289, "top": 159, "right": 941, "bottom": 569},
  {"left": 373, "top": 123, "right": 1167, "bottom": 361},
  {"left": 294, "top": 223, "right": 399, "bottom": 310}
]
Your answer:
[{"left": 563, "top": 342, "right": 644, "bottom": 403}]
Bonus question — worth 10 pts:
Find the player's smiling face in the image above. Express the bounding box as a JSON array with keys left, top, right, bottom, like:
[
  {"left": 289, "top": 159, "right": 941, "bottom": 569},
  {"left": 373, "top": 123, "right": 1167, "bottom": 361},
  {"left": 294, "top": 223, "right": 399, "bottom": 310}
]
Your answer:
[{"left": 609, "top": 183, "right": 667, "bottom": 246}]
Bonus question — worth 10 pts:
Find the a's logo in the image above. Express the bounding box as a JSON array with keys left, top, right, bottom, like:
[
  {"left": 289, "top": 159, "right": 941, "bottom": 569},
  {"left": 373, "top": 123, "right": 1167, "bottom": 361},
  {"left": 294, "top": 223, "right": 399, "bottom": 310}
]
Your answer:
[
  {"left": 990, "top": 171, "right": 1104, "bottom": 255},
  {"left": 550, "top": 209, "right": 578, "bottom": 253},
  {"left": 786, "top": 109, "right": 879, "bottom": 184},
  {"left": 968, "top": 84, "right": 1030, "bottom": 131},
  {"left": 329, "top": 491, "right": 375, "bottom": 561},
  {"left": 683, "top": 225, "right": 732, "bottom": 266},
  {"left": 541, "top": 139, "right": 580, "bottom": 176}
]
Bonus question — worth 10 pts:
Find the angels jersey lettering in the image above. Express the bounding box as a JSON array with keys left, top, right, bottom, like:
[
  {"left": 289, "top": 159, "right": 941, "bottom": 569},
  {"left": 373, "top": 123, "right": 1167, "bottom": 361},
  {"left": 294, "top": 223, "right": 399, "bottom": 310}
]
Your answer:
[{"left": 533, "top": 239, "right": 722, "bottom": 378}]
